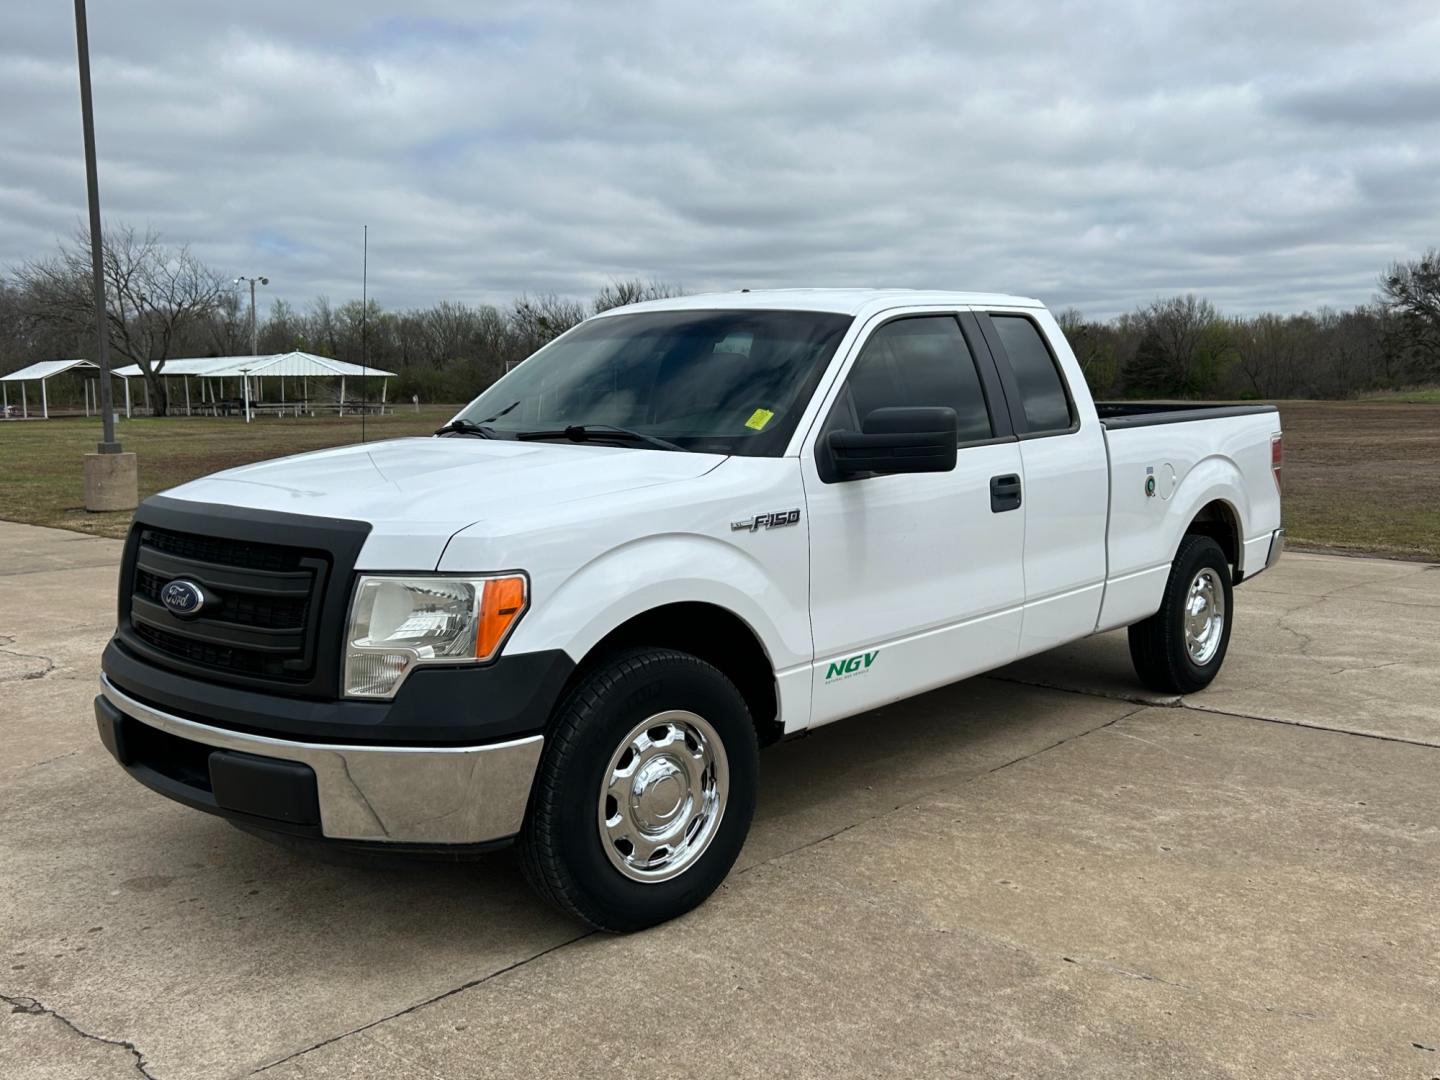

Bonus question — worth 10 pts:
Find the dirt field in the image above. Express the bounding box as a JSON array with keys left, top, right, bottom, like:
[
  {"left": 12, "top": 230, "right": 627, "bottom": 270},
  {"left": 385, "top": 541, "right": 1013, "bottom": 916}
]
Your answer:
[
  {"left": 1276, "top": 400, "right": 1440, "bottom": 559},
  {"left": 0, "top": 400, "right": 1436, "bottom": 558}
]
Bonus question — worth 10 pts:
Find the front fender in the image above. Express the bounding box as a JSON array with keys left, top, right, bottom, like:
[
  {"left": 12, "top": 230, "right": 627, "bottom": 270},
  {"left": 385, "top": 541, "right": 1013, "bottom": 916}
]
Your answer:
[{"left": 504, "top": 532, "right": 811, "bottom": 673}]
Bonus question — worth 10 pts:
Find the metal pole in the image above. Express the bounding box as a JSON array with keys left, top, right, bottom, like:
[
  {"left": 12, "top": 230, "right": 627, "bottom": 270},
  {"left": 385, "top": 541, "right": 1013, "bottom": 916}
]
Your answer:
[
  {"left": 250, "top": 278, "right": 258, "bottom": 356},
  {"left": 42, "top": 378, "right": 49, "bottom": 420},
  {"left": 74, "top": 0, "right": 119, "bottom": 453}
]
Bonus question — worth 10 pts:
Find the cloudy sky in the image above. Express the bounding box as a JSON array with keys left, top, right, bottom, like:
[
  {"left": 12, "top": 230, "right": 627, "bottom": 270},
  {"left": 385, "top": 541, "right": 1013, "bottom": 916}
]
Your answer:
[{"left": 5, "top": 1, "right": 1439, "bottom": 318}]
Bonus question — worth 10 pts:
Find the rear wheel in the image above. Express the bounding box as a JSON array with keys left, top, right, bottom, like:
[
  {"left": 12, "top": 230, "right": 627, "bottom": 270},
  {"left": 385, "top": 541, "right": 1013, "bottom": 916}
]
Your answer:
[
  {"left": 1128, "top": 534, "right": 1234, "bottom": 694},
  {"left": 518, "top": 647, "right": 758, "bottom": 932}
]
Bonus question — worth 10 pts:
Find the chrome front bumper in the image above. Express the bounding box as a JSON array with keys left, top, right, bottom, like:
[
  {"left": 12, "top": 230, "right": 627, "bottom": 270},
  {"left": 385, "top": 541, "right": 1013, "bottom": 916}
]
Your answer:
[{"left": 99, "top": 675, "right": 543, "bottom": 845}]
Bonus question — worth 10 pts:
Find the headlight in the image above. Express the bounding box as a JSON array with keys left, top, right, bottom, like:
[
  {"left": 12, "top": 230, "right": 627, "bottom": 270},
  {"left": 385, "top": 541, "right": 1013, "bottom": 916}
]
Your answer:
[{"left": 343, "top": 574, "right": 527, "bottom": 699}]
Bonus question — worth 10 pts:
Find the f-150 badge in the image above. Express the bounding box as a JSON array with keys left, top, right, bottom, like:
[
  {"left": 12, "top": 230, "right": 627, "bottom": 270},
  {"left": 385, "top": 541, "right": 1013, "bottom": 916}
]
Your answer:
[{"left": 731, "top": 509, "right": 801, "bottom": 532}]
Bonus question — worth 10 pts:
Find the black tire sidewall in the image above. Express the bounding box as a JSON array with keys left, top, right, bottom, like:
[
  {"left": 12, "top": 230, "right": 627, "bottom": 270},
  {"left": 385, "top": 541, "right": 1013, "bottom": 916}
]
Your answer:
[
  {"left": 540, "top": 652, "right": 758, "bottom": 931},
  {"left": 1170, "top": 537, "right": 1234, "bottom": 688}
]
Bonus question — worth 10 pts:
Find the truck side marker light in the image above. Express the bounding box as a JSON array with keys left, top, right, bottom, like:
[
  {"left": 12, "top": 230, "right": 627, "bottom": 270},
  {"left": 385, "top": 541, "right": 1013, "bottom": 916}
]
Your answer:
[{"left": 477, "top": 576, "right": 527, "bottom": 659}]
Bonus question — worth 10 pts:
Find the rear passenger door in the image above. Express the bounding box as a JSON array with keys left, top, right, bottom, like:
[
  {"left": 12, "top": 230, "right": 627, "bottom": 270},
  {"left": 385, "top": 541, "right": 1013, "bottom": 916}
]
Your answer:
[
  {"left": 802, "top": 312, "right": 1027, "bottom": 728},
  {"left": 974, "top": 310, "right": 1109, "bottom": 657}
]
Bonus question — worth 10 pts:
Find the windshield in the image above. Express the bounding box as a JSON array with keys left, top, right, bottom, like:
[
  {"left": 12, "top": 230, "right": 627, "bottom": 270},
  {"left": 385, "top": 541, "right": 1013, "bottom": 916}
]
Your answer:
[{"left": 453, "top": 309, "right": 854, "bottom": 455}]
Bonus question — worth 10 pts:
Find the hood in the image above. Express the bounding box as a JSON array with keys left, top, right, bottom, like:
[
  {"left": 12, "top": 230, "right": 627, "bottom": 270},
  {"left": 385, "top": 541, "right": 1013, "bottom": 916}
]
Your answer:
[{"left": 160, "top": 436, "right": 725, "bottom": 568}]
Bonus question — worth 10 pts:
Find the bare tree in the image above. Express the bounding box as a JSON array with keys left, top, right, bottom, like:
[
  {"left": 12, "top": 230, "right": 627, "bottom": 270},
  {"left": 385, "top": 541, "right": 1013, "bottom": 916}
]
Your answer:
[
  {"left": 1232, "top": 313, "right": 1297, "bottom": 397},
  {"left": 592, "top": 278, "right": 686, "bottom": 314},
  {"left": 421, "top": 300, "right": 482, "bottom": 366},
  {"left": 1056, "top": 306, "right": 1122, "bottom": 398},
  {"left": 1122, "top": 295, "right": 1229, "bottom": 396},
  {"left": 1379, "top": 249, "right": 1440, "bottom": 376},
  {"left": 206, "top": 287, "right": 250, "bottom": 356},
  {"left": 257, "top": 297, "right": 303, "bottom": 354},
  {"left": 307, "top": 296, "right": 339, "bottom": 357},
  {"left": 16, "top": 224, "right": 225, "bottom": 414},
  {"left": 511, "top": 293, "right": 586, "bottom": 353}
]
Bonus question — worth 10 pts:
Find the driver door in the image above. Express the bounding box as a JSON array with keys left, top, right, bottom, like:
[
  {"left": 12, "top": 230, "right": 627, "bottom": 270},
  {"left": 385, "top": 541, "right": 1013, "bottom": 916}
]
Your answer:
[{"left": 802, "top": 312, "right": 1026, "bottom": 728}]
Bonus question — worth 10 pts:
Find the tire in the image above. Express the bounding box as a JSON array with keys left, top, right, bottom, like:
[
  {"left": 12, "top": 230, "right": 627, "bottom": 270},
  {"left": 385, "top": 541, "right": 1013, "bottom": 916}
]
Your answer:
[
  {"left": 1128, "top": 534, "right": 1234, "bottom": 694},
  {"left": 518, "top": 647, "right": 759, "bottom": 932}
]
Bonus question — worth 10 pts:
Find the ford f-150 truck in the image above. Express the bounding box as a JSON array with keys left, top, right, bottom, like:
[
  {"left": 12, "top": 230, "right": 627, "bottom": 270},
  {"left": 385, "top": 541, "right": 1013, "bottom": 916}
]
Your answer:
[{"left": 96, "top": 289, "right": 1284, "bottom": 930}]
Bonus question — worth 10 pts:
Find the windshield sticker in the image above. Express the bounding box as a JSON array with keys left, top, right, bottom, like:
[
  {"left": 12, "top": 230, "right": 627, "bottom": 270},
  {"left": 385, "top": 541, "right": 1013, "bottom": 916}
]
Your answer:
[{"left": 745, "top": 408, "right": 775, "bottom": 431}]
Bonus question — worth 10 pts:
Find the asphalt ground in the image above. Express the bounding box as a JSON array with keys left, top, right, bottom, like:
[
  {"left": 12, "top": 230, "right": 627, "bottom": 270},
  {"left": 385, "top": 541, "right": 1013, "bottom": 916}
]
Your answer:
[{"left": 2, "top": 519, "right": 1436, "bottom": 1079}]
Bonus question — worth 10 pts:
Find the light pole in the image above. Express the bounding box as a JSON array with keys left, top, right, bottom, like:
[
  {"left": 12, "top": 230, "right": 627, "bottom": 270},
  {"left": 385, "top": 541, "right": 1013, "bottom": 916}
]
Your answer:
[
  {"left": 234, "top": 275, "right": 268, "bottom": 355},
  {"left": 74, "top": 0, "right": 136, "bottom": 510}
]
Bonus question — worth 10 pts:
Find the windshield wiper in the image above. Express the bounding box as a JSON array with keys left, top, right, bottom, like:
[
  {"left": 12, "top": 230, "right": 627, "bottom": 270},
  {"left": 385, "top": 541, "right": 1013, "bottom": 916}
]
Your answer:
[
  {"left": 434, "top": 419, "right": 499, "bottom": 439},
  {"left": 514, "top": 424, "right": 685, "bottom": 452},
  {"left": 477, "top": 400, "right": 520, "bottom": 424}
]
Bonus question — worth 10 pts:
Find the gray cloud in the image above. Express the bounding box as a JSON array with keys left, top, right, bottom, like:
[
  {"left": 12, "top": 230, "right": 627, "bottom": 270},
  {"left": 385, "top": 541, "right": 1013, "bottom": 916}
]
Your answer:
[
  {"left": 3, "top": 0, "right": 1439, "bottom": 320},
  {"left": 1272, "top": 76, "right": 1440, "bottom": 129}
]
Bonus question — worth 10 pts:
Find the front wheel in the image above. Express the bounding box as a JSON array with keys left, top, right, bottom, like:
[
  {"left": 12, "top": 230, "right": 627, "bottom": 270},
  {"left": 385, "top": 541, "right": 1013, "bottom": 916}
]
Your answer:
[
  {"left": 1128, "top": 534, "right": 1234, "bottom": 694},
  {"left": 518, "top": 648, "right": 758, "bottom": 932}
]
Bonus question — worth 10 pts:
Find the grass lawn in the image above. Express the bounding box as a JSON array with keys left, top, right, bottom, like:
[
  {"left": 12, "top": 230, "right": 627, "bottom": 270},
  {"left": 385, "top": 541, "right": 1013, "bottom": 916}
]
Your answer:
[
  {"left": 1, "top": 400, "right": 1437, "bottom": 560},
  {"left": 0, "top": 406, "right": 457, "bottom": 539},
  {"left": 1358, "top": 388, "right": 1440, "bottom": 404}
]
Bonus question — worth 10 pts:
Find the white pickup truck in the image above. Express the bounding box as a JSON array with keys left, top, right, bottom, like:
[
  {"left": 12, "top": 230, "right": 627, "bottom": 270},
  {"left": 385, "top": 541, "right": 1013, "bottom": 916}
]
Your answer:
[{"left": 96, "top": 289, "right": 1283, "bottom": 930}]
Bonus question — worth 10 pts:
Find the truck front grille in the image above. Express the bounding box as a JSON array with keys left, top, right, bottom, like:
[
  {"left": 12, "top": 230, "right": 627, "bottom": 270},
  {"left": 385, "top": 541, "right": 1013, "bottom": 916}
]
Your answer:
[
  {"left": 135, "top": 567, "right": 310, "bottom": 630},
  {"left": 126, "top": 526, "right": 329, "bottom": 684}
]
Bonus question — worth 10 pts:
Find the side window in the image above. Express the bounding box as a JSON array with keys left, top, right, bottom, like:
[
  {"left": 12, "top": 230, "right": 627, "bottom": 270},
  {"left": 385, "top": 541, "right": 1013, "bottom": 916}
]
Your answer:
[
  {"left": 991, "top": 316, "right": 1073, "bottom": 433},
  {"left": 831, "top": 316, "right": 993, "bottom": 443}
]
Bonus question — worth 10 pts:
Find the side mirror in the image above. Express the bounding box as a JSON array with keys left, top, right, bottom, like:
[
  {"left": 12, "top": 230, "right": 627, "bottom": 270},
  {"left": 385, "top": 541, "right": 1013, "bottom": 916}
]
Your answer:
[{"left": 827, "top": 407, "right": 958, "bottom": 479}]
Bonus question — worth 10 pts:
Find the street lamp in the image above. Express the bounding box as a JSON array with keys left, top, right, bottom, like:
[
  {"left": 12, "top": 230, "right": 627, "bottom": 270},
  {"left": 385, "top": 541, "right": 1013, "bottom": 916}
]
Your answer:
[
  {"left": 74, "top": 0, "right": 137, "bottom": 511},
  {"left": 234, "top": 275, "right": 268, "bottom": 356}
]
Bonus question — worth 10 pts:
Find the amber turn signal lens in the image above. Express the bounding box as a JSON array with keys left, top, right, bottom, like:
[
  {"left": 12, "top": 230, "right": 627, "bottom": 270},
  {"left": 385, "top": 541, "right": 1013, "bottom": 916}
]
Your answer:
[{"left": 476, "top": 576, "right": 527, "bottom": 659}]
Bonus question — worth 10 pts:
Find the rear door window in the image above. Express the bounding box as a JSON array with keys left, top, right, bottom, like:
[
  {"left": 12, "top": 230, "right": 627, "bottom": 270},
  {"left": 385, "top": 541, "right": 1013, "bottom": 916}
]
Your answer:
[{"left": 990, "top": 315, "right": 1073, "bottom": 434}]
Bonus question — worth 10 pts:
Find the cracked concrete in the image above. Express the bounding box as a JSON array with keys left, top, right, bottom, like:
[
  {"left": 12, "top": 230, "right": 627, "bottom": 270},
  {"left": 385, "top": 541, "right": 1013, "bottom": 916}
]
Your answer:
[
  {"left": 1, "top": 522, "right": 1437, "bottom": 1079},
  {"left": 250, "top": 933, "right": 593, "bottom": 1074},
  {"left": 2, "top": 994, "right": 154, "bottom": 1079}
]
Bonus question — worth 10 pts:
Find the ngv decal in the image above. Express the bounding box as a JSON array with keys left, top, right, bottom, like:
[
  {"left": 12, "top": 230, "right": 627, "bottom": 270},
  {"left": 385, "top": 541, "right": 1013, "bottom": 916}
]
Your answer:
[
  {"left": 825, "top": 650, "right": 879, "bottom": 682},
  {"left": 731, "top": 508, "right": 801, "bottom": 532}
]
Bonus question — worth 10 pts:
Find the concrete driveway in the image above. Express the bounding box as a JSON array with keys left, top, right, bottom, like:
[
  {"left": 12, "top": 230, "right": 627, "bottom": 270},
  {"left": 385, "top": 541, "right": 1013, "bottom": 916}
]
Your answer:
[{"left": 1, "top": 519, "right": 1437, "bottom": 1079}]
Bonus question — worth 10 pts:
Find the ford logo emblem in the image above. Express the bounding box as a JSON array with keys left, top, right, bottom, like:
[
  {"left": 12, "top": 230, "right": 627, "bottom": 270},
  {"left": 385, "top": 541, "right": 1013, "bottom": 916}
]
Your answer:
[{"left": 160, "top": 579, "right": 208, "bottom": 617}]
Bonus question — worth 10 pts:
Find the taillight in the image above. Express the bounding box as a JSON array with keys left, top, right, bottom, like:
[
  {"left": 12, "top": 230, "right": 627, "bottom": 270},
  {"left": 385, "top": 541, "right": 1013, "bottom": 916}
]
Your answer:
[{"left": 1270, "top": 432, "right": 1283, "bottom": 493}]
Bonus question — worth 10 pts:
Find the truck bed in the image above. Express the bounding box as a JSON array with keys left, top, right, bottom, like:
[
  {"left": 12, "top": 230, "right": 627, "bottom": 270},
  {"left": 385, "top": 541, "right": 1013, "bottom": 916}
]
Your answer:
[
  {"left": 1095, "top": 402, "right": 1278, "bottom": 429},
  {"left": 1096, "top": 402, "right": 1283, "bottom": 632}
]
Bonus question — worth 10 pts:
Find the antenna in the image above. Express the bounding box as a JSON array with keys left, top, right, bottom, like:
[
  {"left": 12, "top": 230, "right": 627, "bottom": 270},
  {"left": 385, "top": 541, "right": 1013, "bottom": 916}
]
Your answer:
[{"left": 361, "top": 224, "right": 368, "bottom": 443}]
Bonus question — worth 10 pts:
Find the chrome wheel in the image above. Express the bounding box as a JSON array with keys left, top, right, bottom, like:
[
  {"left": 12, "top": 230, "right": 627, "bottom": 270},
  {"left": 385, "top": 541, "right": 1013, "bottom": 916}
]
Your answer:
[
  {"left": 1184, "top": 567, "right": 1226, "bottom": 665},
  {"left": 598, "top": 711, "right": 729, "bottom": 883}
]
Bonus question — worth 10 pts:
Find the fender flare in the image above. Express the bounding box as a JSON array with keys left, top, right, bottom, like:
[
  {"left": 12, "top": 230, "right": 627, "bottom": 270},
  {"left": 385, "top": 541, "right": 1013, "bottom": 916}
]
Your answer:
[{"left": 1166, "top": 454, "right": 1250, "bottom": 569}]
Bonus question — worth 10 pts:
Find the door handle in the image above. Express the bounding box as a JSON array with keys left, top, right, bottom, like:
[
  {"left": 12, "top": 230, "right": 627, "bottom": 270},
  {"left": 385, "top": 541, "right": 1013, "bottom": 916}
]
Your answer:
[{"left": 990, "top": 473, "right": 1022, "bottom": 513}]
